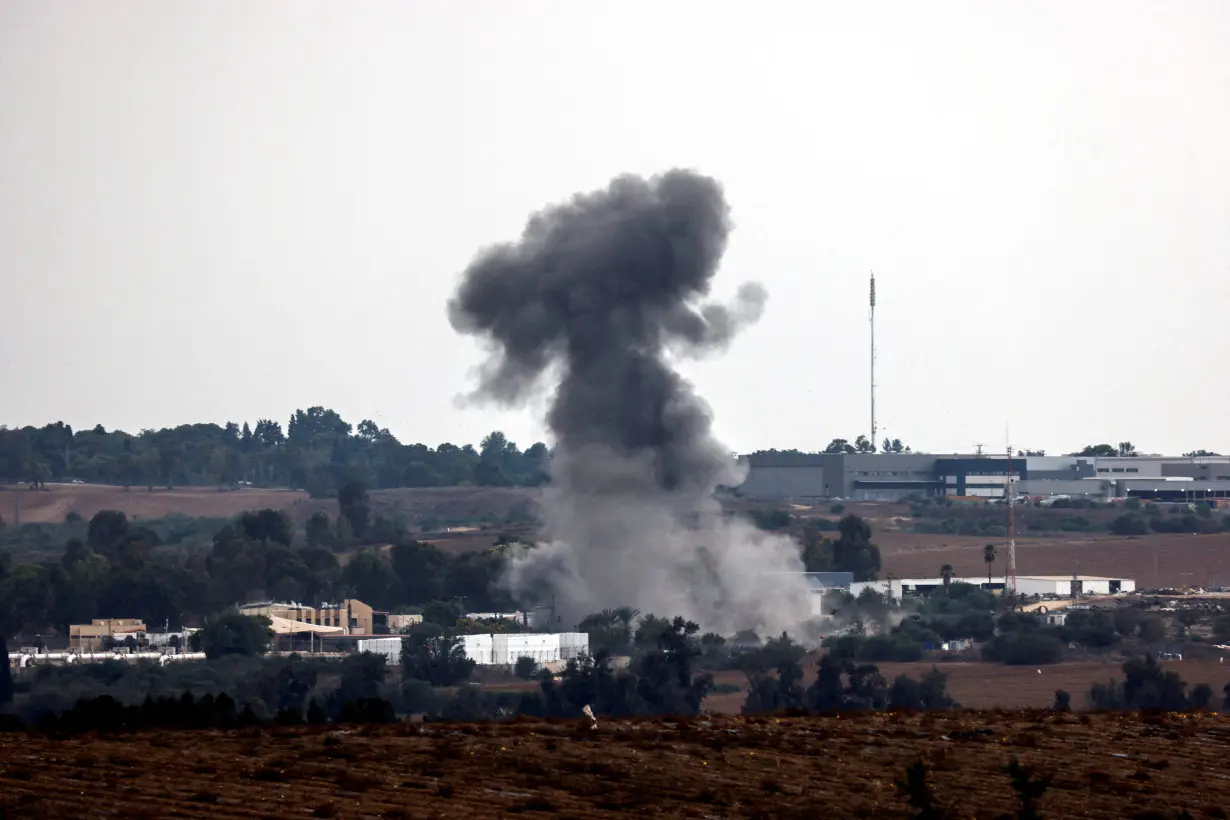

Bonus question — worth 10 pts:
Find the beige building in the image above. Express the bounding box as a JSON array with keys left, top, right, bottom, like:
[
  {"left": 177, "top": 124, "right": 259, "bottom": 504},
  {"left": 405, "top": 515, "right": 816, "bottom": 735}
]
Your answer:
[
  {"left": 69, "top": 618, "right": 147, "bottom": 650},
  {"left": 238, "top": 599, "right": 375, "bottom": 636},
  {"left": 386, "top": 613, "right": 424, "bottom": 632}
]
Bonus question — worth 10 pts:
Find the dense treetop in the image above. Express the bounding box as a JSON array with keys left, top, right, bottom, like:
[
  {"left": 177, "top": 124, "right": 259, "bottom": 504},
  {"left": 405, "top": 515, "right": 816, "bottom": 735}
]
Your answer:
[{"left": 0, "top": 408, "right": 550, "bottom": 495}]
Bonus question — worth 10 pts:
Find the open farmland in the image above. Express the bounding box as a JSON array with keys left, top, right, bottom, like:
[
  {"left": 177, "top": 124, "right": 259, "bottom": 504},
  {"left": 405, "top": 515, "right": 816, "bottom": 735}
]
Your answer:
[
  {"left": 2, "top": 483, "right": 539, "bottom": 530},
  {"left": 875, "top": 530, "right": 1230, "bottom": 590},
  {"left": 3, "top": 712, "right": 1229, "bottom": 818},
  {"left": 700, "top": 659, "right": 1230, "bottom": 713}
]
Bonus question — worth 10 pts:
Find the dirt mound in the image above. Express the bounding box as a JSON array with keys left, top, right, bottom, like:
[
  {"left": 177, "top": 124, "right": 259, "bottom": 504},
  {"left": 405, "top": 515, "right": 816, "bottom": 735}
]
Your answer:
[{"left": 2, "top": 711, "right": 1225, "bottom": 818}]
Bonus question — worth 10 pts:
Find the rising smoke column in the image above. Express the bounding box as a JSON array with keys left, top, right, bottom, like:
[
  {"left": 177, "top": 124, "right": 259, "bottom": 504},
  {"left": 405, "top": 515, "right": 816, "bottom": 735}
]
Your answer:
[{"left": 448, "top": 170, "right": 815, "bottom": 636}]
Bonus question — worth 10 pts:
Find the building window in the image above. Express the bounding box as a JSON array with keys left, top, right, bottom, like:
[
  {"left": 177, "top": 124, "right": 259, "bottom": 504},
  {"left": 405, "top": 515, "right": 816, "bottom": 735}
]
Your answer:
[{"left": 1126, "top": 468, "right": 1138, "bottom": 473}]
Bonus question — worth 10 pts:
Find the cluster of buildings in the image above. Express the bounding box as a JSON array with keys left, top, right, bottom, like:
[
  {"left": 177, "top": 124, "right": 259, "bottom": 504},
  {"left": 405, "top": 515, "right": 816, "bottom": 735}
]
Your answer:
[
  {"left": 459, "top": 632, "right": 589, "bottom": 665},
  {"left": 786, "top": 571, "right": 1137, "bottom": 606},
  {"left": 739, "top": 451, "right": 1230, "bottom": 503}
]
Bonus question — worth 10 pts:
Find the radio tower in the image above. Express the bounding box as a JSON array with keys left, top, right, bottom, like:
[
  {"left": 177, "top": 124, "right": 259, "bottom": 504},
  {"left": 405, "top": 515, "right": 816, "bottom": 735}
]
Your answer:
[
  {"left": 869, "top": 271, "right": 877, "bottom": 450},
  {"left": 1006, "top": 440, "right": 1017, "bottom": 599}
]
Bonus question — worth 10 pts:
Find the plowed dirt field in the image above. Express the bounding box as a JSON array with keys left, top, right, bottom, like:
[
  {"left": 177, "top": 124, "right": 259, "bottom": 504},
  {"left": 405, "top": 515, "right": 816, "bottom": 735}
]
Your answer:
[{"left": 2, "top": 711, "right": 1227, "bottom": 818}]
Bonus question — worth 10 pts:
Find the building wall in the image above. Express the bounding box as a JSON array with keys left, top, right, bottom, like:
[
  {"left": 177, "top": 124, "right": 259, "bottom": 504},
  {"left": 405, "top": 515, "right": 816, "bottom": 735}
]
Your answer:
[
  {"left": 740, "top": 452, "right": 1230, "bottom": 502},
  {"left": 356, "top": 637, "right": 402, "bottom": 666},
  {"left": 459, "top": 632, "right": 590, "bottom": 665},
  {"left": 239, "top": 599, "right": 374, "bottom": 636},
  {"left": 1018, "top": 478, "right": 1109, "bottom": 498},
  {"left": 69, "top": 618, "right": 148, "bottom": 650},
  {"left": 737, "top": 455, "right": 831, "bottom": 499},
  {"left": 1161, "top": 461, "right": 1230, "bottom": 481}
]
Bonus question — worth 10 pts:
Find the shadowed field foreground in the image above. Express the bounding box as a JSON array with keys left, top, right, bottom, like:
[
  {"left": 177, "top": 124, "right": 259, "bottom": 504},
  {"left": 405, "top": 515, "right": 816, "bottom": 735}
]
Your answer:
[{"left": 2, "top": 712, "right": 1227, "bottom": 818}]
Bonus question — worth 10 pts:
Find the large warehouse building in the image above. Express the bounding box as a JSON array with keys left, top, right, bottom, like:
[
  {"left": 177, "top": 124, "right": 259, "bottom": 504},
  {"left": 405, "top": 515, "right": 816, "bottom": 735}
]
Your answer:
[
  {"left": 738, "top": 452, "right": 1230, "bottom": 503},
  {"left": 847, "top": 575, "right": 1136, "bottom": 600}
]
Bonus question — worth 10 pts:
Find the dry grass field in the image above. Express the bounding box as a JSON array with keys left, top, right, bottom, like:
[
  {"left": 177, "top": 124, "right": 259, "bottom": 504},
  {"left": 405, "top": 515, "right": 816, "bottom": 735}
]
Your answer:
[{"left": 3, "top": 711, "right": 1228, "bottom": 819}]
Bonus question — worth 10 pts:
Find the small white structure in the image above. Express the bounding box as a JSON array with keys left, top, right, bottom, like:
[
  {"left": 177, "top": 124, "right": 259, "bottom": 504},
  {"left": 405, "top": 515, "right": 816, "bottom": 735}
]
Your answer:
[{"left": 459, "top": 632, "right": 589, "bottom": 666}]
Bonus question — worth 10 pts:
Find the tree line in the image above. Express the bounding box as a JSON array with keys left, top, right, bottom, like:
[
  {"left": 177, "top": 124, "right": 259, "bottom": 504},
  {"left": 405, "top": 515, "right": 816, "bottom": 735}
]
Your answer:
[
  {"left": 0, "top": 504, "right": 521, "bottom": 640},
  {"left": 0, "top": 409, "right": 549, "bottom": 496}
]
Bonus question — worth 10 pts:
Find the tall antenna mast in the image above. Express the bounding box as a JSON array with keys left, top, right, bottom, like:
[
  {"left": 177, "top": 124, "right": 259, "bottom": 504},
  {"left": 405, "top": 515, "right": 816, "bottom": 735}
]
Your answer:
[
  {"left": 869, "top": 271, "right": 877, "bottom": 450},
  {"left": 1006, "top": 432, "right": 1017, "bottom": 600}
]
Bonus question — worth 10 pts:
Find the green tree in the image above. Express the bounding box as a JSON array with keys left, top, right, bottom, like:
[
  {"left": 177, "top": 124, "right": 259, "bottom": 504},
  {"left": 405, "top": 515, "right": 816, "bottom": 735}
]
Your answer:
[
  {"left": 199, "top": 613, "right": 271, "bottom": 659},
  {"left": 983, "top": 544, "right": 996, "bottom": 585},
  {"left": 831, "top": 514, "right": 882, "bottom": 582},
  {"left": 402, "top": 633, "right": 475, "bottom": 686},
  {"left": 940, "top": 564, "right": 954, "bottom": 591},
  {"left": 305, "top": 510, "right": 333, "bottom": 548},
  {"left": 514, "top": 655, "right": 538, "bottom": 680},
  {"left": 337, "top": 481, "right": 371, "bottom": 539}
]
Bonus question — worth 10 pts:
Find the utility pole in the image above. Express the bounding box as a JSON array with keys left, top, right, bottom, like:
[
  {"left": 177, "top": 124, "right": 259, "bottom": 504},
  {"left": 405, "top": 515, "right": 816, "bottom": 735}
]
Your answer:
[{"left": 869, "top": 271, "right": 877, "bottom": 450}]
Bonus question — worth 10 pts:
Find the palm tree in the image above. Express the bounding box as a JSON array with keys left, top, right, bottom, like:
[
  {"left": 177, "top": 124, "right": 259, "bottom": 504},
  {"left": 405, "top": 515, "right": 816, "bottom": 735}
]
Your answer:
[
  {"left": 940, "top": 564, "right": 954, "bottom": 592},
  {"left": 984, "top": 544, "right": 997, "bottom": 586},
  {"left": 612, "top": 606, "right": 640, "bottom": 648}
]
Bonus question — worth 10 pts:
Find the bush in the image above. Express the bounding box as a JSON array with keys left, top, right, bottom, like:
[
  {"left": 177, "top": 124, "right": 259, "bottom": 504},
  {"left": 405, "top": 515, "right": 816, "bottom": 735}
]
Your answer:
[
  {"left": 513, "top": 656, "right": 538, "bottom": 680},
  {"left": 1110, "top": 514, "right": 1148, "bottom": 536},
  {"left": 982, "top": 632, "right": 1065, "bottom": 666},
  {"left": 199, "top": 614, "right": 272, "bottom": 660}
]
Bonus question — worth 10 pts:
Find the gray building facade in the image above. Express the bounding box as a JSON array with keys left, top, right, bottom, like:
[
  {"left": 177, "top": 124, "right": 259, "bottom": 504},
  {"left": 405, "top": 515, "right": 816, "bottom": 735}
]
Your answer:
[{"left": 738, "top": 452, "right": 1230, "bottom": 502}]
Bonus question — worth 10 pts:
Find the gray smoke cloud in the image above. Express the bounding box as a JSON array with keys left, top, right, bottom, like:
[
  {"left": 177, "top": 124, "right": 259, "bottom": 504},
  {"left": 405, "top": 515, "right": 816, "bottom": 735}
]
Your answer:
[{"left": 448, "top": 169, "right": 817, "bottom": 637}]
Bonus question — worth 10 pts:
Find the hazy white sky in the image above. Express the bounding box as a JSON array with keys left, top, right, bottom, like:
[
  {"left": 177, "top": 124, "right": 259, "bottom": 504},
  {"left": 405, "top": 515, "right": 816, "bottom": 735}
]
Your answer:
[{"left": 2, "top": 1, "right": 1228, "bottom": 457}]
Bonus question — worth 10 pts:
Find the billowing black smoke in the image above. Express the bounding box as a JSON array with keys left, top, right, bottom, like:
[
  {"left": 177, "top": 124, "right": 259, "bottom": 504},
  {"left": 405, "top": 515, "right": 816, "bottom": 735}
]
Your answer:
[{"left": 448, "top": 170, "right": 814, "bottom": 635}]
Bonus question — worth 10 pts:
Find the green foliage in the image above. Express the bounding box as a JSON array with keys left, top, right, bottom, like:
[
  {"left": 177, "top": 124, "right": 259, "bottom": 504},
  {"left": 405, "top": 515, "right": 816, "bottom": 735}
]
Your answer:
[
  {"left": 576, "top": 607, "right": 639, "bottom": 654},
  {"left": 981, "top": 630, "right": 1065, "bottom": 666},
  {"left": 513, "top": 655, "right": 538, "bottom": 680},
  {"left": 199, "top": 614, "right": 271, "bottom": 660},
  {"left": 749, "top": 509, "right": 791, "bottom": 531},
  {"left": 802, "top": 514, "right": 882, "bottom": 580},
  {"left": 0, "top": 508, "right": 520, "bottom": 638},
  {"left": 1004, "top": 758, "right": 1053, "bottom": 820},
  {"left": 401, "top": 634, "right": 475, "bottom": 687},
  {"left": 1110, "top": 514, "right": 1149, "bottom": 536},
  {"left": 896, "top": 760, "right": 955, "bottom": 820},
  {"left": 0, "top": 414, "right": 550, "bottom": 493},
  {"left": 525, "top": 616, "right": 714, "bottom": 720},
  {"left": 337, "top": 482, "right": 371, "bottom": 539},
  {"left": 1087, "top": 654, "right": 1202, "bottom": 711}
]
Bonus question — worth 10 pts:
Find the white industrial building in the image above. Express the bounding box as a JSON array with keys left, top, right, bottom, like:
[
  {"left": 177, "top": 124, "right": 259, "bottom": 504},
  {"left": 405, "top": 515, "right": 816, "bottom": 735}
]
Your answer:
[
  {"left": 1013, "top": 575, "right": 1136, "bottom": 596},
  {"left": 460, "top": 632, "right": 589, "bottom": 666},
  {"left": 848, "top": 575, "right": 1135, "bottom": 600}
]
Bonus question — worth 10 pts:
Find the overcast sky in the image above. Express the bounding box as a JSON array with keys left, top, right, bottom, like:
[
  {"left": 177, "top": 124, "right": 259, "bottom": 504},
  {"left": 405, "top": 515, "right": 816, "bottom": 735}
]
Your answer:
[{"left": 2, "top": 1, "right": 1227, "bottom": 457}]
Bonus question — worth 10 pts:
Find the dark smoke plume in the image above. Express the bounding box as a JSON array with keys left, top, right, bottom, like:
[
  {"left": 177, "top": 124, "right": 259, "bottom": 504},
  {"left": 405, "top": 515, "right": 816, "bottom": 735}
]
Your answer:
[{"left": 449, "top": 170, "right": 815, "bottom": 635}]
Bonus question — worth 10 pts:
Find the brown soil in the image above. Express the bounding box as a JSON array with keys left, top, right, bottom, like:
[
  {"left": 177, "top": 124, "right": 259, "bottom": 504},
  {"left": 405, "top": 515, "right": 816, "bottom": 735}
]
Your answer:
[
  {"left": 1, "top": 484, "right": 314, "bottom": 524},
  {"left": 876, "top": 530, "right": 1230, "bottom": 590},
  {"left": 702, "top": 658, "right": 1230, "bottom": 714},
  {"left": 3, "top": 712, "right": 1227, "bottom": 818}
]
